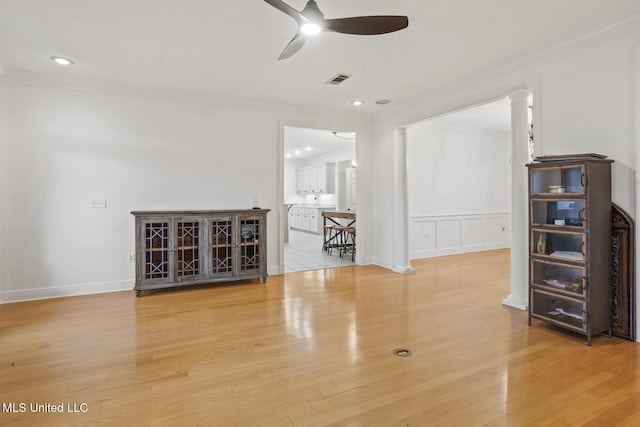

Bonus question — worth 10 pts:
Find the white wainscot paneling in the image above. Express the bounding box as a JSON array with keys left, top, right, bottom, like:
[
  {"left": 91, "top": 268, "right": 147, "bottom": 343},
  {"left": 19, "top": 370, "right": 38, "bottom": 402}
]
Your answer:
[
  {"left": 438, "top": 219, "right": 462, "bottom": 250},
  {"left": 410, "top": 219, "right": 437, "bottom": 254},
  {"left": 410, "top": 213, "right": 510, "bottom": 259}
]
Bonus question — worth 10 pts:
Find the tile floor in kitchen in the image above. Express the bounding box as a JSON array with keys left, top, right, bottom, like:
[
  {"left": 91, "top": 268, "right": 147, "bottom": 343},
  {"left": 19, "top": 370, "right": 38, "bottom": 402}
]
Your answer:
[{"left": 284, "top": 228, "right": 354, "bottom": 273}]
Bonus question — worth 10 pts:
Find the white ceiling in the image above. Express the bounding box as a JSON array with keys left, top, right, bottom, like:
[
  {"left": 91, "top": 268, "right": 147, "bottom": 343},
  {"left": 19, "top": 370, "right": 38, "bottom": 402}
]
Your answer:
[
  {"left": 1, "top": 1, "right": 640, "bottom": 114},
  {"left": 284, "top": 126, "right": 355, "bottom": 160}
]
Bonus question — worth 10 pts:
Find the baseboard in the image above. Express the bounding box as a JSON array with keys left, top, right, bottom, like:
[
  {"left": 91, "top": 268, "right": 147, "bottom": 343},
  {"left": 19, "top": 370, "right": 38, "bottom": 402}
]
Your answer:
[
  {"left": 412, "top": 243, "right": 509, "bottom": 260},
  {"left": 268, "top": 264, "right": 281, "bottom": 276},
  {"left": 0, "top": 279, "right": 134, "bottom": 304},
  {"left": 502, "top": 295, "right": 528, "bottom": 311}
]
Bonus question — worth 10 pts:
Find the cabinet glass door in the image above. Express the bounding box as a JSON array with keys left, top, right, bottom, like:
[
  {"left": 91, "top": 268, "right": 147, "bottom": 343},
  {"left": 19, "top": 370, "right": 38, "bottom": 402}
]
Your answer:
[
  {"left": 530, "top": 199, "right": 585, "bottom": 229},
  {"left": 531, "top": 165, "right": 585, "bottom": 195},
  {"left": 210, "top": 218, "right": 234, "bottom": 278},
  {"left": 531, "top": 289, "right": 586, "bottom": 332},
  {"left": 238, "top": 217, "right": 262, "bottom": 276},
  {"left": 175, "top": 220, "right": 202, "bottom": 282},
  {"left": 143, "top": 221, "right": 170, "bottom": 282},
  {"left": 531, "top": 229, "right": 586, "bottom": 263},
  {"left": 531, "top": 259, "right": 586, "bottom": 296}
]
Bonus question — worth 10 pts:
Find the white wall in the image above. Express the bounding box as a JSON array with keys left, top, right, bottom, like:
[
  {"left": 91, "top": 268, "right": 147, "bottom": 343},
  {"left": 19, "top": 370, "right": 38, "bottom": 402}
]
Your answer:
[
  {"left": 408, "top": 124, "right": 511, "bottom": 215},
  {"left": 407, "top": 123, "right": 511, "bottom": 258},
  {"left": 0, "top": 82, "right": 368, "bottom": 302},
  {"left": 371, "top": 25, "right": 640, "bottom": 270}
]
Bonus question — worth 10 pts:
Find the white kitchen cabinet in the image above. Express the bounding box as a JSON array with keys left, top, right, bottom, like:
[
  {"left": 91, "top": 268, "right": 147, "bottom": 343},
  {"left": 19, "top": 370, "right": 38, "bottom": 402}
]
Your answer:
[
  {"left": 289, "top": 206, "right": 334, "bottom": 234},
  {"left": 296, "top": 163, "right": 335, "bottom": 195}
]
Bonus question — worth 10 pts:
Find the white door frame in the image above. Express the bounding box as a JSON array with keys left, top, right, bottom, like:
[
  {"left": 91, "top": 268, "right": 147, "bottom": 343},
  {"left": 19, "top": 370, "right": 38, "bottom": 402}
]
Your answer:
[{"left": 277, "top": 119, "right": 368, "bottom": 274}]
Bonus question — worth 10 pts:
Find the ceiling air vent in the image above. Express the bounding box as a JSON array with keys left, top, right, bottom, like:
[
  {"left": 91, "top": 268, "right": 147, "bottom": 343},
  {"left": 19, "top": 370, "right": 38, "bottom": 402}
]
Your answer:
[{"left": 326, "top": 73, "right": 351, "bottom": 85}]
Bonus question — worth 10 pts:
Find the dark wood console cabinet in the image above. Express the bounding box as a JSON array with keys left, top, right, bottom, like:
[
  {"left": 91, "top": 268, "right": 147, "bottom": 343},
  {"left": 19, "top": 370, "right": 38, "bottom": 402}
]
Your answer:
[
  {"left": 131, "top": 209, "right": 269, "bottom": 296},
  {"left": 527, "top": 155, "right": 613, "bottom": 345}
]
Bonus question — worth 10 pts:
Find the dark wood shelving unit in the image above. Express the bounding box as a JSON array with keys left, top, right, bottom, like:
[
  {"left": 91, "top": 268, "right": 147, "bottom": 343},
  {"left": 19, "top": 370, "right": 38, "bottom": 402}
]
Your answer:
[{"left": 527, "top": 155, "right": 613, "bottom": 345}]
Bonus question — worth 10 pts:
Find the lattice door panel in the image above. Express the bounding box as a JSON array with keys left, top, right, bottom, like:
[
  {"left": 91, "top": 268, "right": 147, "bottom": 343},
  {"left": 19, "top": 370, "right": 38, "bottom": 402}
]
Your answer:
[
  {"left": 240, "top": 219, "right": 260, "bottom": 272},
  {"left": 145, "top": 222, "right": 169, "bottom": 280},
  {"left": 176, "top": 221, "right": 200, "bottom": 279},
  {"left": 211, "top": 220, "right": 233, "bottom": 274}
]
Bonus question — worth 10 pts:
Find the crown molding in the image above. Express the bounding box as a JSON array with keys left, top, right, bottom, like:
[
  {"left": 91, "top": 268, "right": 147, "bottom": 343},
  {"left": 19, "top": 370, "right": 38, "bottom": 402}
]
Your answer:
[
  {"left": 0, "top": 68, "right": 369, "bottom": 121},
  {"left": 501, "top": 11, "right": 640, "bottom": 72},
  {"left": 376, "top": 12, "right": 640, "bottom": 123}
]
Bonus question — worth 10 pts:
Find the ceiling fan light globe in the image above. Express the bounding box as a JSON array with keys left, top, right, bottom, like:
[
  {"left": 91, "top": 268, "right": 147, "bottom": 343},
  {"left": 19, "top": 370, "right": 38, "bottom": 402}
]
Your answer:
[{"left": 301, "top": 23, "right": 322, "bottom": 35}]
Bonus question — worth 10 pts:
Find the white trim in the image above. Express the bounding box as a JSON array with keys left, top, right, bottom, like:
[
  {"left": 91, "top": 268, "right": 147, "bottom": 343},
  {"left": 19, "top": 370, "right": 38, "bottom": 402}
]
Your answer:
[
  {"left": 1, "top": 280, "right": 133, "bottom": 304},
  {"left": 0, "top": 69, "right": 369, "bottom": 120},
  {"left": 375, "top": 13, "right": 640, "bottom": 124},
  {"left": 502, "top": 296, "right": 528, "bottom": 311},
  {"left": 410, "top": 212, "right": 511, "bottom": 259},
  {"left": 277, "top": 119, "right": 369, "bottom": 274},
  {"left": 501, "top": 12, "right": 640, "bottom": 73}
]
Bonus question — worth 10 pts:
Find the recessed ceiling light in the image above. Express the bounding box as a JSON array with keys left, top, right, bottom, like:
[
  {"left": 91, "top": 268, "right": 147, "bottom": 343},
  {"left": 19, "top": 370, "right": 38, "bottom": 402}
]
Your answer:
[
  {"left": 376, "top": 99, "right": 391, "bottom": 105},
  {"left": 50, "top": 56, "right": 74, "bottom": 66},
  {"left": 351, "top": 100, "right": 364, "bottom": 106}
]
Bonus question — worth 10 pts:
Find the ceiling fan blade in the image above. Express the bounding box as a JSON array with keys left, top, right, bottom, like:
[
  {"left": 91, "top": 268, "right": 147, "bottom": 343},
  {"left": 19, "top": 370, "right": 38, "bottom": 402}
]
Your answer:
[
  {"left": 264, "top": 0, "right": 303, "bottom": 24},
  {"left": 279, "top": 32, "right": 308, "bottom": 60},
  {"left": 324, "top": 16, "right": 409, "bottom": 35}
]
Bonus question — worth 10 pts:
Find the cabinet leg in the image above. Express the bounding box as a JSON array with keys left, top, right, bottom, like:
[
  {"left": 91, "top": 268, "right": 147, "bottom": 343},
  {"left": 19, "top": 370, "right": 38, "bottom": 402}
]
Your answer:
[
  {"left": 261, "top": 276, "right": 267, "bottom": 284},
  {"left": 135, "top": 290, "right": 141, "bottom": 297}
]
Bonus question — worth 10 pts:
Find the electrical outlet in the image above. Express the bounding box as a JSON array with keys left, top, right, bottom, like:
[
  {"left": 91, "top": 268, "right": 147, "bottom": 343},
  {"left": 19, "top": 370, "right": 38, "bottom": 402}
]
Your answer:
[
  {"left": 90, "top": 198, "right": 107, "bottom": 209},
  {"left": 128, "top": 253, "right": 135, "bottom": 263}
]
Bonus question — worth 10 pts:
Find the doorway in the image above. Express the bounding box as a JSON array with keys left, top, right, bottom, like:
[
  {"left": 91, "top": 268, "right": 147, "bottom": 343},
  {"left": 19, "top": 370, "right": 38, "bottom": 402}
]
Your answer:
[
  {"left": 406, "top": 97, "right": 513, "bottom": 260},
  {"left": 283, "top": 126, "right": 357, "bottom": 273}
]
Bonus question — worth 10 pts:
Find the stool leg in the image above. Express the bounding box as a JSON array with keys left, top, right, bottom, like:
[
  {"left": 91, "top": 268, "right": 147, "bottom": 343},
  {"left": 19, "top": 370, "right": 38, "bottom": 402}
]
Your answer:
[
  {"left": 338, "top": 229, "right": 346, "bottom": 258},
  {"left": 350, "top": 231, "right": 356, "bottom": 262}
]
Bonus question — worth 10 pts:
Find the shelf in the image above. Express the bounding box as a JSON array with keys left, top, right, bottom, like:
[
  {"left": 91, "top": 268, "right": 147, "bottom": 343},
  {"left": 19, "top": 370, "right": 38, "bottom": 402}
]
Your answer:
[
  {"left": 531, "top": 288, "right": 586, "bottom": 331},
  {"left": 531, "top": 229, "right": 586, "bottom": 264},
  {"left": 527, "top": 157, "right": 613, "bottom": 345},
  {"left": 530, "top": 199, "right": 585, "bottom": 229},
  {"left": 530, "top": 165, "right": 585, "bottom": 196}
]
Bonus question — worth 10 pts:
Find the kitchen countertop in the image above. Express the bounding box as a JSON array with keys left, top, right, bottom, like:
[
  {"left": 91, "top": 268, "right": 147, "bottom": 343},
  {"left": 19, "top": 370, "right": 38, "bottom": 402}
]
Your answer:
[{"left": 290, "top": 205, "right": 336, "bottom": 209}]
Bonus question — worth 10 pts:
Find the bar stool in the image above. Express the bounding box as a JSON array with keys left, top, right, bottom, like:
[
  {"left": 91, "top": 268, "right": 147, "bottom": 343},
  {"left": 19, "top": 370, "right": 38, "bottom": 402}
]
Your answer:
[
  {"left": 334, "top": 226, "right": 356, "bottom": 261},
  {"left": 323, "top": 225, "right": 339, "bottom": 255}
]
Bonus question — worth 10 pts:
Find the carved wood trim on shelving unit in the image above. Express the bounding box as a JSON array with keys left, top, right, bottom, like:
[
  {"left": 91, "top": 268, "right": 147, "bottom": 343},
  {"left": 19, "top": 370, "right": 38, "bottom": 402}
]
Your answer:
[{"left": 611, "top": 203, "right": 635, "bottom": 341}]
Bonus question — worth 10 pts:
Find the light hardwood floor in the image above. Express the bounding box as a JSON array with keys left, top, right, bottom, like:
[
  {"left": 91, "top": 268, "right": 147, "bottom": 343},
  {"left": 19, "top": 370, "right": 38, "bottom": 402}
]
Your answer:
[{"left": 1, "top": 249, "right": 639, "bottom": 426}]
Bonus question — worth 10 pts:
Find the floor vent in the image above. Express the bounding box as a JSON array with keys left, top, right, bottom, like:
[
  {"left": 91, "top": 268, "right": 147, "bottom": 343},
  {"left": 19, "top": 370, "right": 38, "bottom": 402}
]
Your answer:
[
  {"left": 326, "top": 73, "right": 351, "bottom": 85},
  {"left": 393, "top": 348, "right": 412, "bottom": 357}
]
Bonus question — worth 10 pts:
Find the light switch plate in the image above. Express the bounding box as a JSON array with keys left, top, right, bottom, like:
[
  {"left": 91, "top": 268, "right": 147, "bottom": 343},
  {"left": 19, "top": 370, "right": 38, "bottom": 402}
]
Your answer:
[{"left": 90, "top": 198, "right": 107, "bottom": 209}]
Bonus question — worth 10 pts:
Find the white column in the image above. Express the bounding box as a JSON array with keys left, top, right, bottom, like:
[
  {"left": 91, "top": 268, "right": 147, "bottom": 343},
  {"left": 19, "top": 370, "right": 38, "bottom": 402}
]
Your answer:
[
  {"left": 392, "top": 126, "right": 415, "bottom": 274},
  {"left": 503, "top": 89, "right": 530, "bottom": 310}
]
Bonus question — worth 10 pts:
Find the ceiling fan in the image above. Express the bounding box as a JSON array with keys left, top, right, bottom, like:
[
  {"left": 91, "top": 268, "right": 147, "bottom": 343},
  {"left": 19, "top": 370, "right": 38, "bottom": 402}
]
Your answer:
[{"left": 264, "top": 0, "right": 409, "bottom": 59}]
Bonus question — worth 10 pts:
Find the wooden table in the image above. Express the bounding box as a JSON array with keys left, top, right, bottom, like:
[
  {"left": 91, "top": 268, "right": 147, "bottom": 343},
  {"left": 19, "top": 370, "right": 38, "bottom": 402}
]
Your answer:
[{"left": 322, "top": 211, "right": 355, "bottom": 253}]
